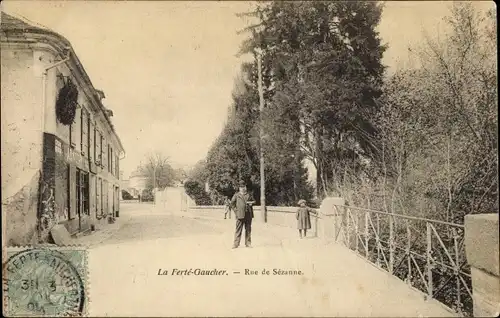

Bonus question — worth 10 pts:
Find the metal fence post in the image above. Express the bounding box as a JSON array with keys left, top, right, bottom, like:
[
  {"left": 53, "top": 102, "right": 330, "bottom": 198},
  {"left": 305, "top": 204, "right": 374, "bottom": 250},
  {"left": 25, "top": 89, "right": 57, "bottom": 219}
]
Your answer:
[
  {"left": 407, "top": 221, "right": 411, "bottom": 286},
  {"left": 365, "top": 211, "right": 369, "bottom": 258},
  {"left": 453, "top": 228, "right": 461, "bottom": 313},
  {"left": 389, "top": 215, "right": 394, "bottom": 274},
  {"left": 426, "top": 222, "right": 433, "bottom": 297},
  {"left": 354, "top": 209, "right": 359, "bottom": 253},
  {"left": 346, "top": 207, "right": 351, "bottom": 248},
  {"left": 376, "top": 213, "right": 381, "bottom": 267}
]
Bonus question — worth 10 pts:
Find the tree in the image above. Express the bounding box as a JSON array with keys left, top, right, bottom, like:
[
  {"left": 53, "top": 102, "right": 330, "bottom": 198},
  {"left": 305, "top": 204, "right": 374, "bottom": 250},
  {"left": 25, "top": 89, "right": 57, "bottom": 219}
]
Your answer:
[
  {"left": 203, "top": 60, "right": 313, "bottom": 206},
  {"left": 336, "top": 5, "right": 496, "bottom": 315},
  {"left": 201, "top": 1, "right": 386, "bottom": 206},
  {"left": 188, "top": 160, "right": 209, "bottom": 184},
  {"left": 204, "top": 66, "right": 260, "bottom": 201},
  {"left": 239, "top": 1, "right": 386, "bottom": 198},
  {"left": 173, "top": 168, "right": 188, "bottom": 183},
  {"left": 375, "top": 2, "right": 497, "bottom": 223},
  {"left": 138, "top": 151, "right": 176, "bottom": 189}
]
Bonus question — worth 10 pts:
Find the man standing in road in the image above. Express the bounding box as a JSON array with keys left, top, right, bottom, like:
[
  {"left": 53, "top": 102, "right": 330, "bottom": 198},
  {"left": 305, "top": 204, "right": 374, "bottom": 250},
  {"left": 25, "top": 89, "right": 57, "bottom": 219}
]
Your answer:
[{"left": 231, "top": 180, "right": 255, "bottom": 248}]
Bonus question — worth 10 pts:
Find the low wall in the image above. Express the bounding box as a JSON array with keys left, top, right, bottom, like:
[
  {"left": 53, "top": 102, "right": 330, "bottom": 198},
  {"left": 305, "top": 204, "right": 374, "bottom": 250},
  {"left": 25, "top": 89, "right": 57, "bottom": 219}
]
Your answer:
[
  {"left": 155, "top": 187, "right": 194, "bottom": 213},
  {"left": 188, "top": 198, "right": 347, "bottom": 239},
  {"left": 187, "top": 205, "right": 225, "bottom": 218},
  {"left": 188, "top": 205, "right": 319, "bottom": 236},
  {"left": 464, "top": 213, "right": 500, "bottom": 317}
]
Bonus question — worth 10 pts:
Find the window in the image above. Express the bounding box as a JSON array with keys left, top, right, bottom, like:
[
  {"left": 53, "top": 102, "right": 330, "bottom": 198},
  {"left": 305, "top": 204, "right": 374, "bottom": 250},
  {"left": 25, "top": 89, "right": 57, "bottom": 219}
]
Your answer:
[
  {"left": 94, "top": 126, "right": 98, "bottom": 162},
  {"left": 98, "top": 177, "right": 105, "bottom": 217},
  {"left": 100, "top": 135, "right": 104, "bottom": 166},
  {"left": 96, "top": 177, "right": 101, "bottom": 217},
  {"left": 110, "top": 147, "right": 114, "bottom": 174},
  {"left": 108, "top": 145, "right": 111, "bottom": 173},
  {"left": 76, "top": 169, "right": 89, "bottom": 217},
  {"left": 81, "top": 109, "right": 89, "bottom": 157},
  {"left": 100, "top": 178, "right": 104, "bottom": 216},
  {"left": 103, "top": 180, "right": 108, "bottom": 215},
  {"left": 76, "top": 169, "right": 81, "bottom": 217},
  {"left": 82, "top": 172, "right": 89, "bottom": 215},
  {"left": 55, "top": 139, "right": 62, "bottom": 155},
  {"left": 69, "top": 166, "right": 76, "bottom": 220},
  {"left": 95, "top": 130, "right": 101, "bottom": 165},
  {"left": 102, "top": 137, "right": 107, "bottom": 169},
  {"left": 116, "top": 155, "right": 119, "bottom": 178},
  {"left": 67, "top": 165, "right": 72, "bottom": 220},
  {"left": 89, "top": 122, "right": 94, "bottom": 162}
]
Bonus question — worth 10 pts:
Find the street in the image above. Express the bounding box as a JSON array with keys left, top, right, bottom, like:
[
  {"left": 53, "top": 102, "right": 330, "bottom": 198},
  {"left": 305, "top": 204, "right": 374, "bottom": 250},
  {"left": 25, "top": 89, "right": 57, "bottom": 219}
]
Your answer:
[
  {"left": 104, "top": 208, "right": 226, "bottom": 246},
  {"left": 84, "top": 203, "right": 454, "bottom": 317}
]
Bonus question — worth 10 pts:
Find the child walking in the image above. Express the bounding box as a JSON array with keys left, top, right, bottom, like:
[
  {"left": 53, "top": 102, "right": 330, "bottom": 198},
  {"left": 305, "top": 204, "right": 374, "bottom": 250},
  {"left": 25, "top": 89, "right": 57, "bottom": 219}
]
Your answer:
[{"left": 296, "top": 199, "right": 316, "bottom": 238}]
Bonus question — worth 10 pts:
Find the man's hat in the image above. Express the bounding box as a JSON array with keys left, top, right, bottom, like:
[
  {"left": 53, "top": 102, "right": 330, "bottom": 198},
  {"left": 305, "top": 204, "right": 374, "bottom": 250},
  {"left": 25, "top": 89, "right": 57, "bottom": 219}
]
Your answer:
[
  {"left": 298, "top": 199, "right": 307, "bottom": 205},
  {"left": 238, "top": 180, "right": 246, "bottom": 187}
]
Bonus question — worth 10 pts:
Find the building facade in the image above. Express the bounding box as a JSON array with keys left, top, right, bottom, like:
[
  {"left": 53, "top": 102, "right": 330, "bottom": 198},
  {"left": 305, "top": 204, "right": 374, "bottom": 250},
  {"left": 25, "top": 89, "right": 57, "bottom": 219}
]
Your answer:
[
  {"left": 119, "top": 171, "right": 137, "bottom": 199},
  {"left": 128, "top": 169, "right": 148, "bottom": 198},
  {"left": 1, "top": 13, "right": 125, "bottom": 245}
]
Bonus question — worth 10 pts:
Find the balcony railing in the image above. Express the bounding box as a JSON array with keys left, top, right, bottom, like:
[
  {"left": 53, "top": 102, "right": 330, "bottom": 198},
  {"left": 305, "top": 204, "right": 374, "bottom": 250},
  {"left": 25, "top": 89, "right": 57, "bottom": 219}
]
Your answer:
[{"left": 323, "top": 205, "right": 472, "bottom": 316}]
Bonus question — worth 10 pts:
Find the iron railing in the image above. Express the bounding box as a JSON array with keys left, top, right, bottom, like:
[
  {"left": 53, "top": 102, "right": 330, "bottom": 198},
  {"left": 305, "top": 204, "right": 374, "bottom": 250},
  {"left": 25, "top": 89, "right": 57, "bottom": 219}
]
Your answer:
[{"left": 324, "top": 205, "right": 472, "bottom": 316}]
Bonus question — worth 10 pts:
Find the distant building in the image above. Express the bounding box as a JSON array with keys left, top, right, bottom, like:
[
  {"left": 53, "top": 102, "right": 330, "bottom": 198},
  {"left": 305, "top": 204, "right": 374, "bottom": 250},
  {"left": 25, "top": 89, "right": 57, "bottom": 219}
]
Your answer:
[
  {"left": 1, "top": 13, "right": 125, "bottom": 244},
  {"left": 128, "top": 169, "right": 148, "bottom": 197},
  {"left": 119, "top": 171, "right": 131, "bottom": 199},
  {"left": 118, "top": 170, "right": 144, "bottom": 199}
]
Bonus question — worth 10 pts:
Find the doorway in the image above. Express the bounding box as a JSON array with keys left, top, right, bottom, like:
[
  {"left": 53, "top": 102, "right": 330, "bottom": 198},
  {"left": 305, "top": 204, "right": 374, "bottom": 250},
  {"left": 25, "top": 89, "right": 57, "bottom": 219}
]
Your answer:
[{"left": 76, "top": 168, "right": 89, "bottom": 231}]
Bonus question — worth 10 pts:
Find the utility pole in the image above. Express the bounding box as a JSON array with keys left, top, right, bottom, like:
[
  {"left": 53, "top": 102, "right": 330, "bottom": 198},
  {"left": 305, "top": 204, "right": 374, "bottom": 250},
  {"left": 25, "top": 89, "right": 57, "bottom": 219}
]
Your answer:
[{"left": 256, "top": 48, "right": 267, "bottom": 223}]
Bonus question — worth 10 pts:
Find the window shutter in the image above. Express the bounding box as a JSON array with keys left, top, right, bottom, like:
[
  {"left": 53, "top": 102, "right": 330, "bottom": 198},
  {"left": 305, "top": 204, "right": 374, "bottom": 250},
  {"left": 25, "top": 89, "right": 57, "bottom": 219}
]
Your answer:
[
  {"left": 89, "top": 122, "right": 94, "bottom": 162},
  {"left": 68, "top": 165, "right": 76, "bottom": 220}
]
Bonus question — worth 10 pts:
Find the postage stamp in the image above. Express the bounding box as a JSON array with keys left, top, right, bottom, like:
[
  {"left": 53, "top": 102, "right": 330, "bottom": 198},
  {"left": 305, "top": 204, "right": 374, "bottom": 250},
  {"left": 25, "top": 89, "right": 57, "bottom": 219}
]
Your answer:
[{"left": 2, "top": 246, "right": 88, "bottom": 317}]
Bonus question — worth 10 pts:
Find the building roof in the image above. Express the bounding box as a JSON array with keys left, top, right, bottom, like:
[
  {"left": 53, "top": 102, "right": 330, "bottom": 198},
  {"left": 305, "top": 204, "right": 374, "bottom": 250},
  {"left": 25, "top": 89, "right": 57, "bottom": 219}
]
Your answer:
[
  {"left": 1, "top": 12, "right": 125, "bottom": 154},
  {"left": 1, "top": 12, "right": 35, "bottom": 30}
]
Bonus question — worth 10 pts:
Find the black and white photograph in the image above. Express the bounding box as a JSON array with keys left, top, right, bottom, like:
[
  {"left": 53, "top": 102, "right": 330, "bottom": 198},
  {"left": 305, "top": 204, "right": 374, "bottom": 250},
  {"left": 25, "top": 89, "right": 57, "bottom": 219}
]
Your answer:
[{"left": 1, "top": 1, "right": 498, "bottom": 317}]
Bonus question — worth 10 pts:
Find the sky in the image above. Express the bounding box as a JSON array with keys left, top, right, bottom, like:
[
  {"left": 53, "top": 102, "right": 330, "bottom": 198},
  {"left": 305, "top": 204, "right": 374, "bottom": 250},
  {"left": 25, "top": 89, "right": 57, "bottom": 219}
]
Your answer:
[{"left": 2, "top": 1, "right": 494, "bottom": 179}]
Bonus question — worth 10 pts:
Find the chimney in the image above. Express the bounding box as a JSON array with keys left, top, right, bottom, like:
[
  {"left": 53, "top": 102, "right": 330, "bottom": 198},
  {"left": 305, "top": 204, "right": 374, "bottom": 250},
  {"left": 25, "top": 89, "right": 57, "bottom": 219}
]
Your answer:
[
  {"left": 95, "top": 89, "right": 106, "bottom": 101},
  {"left": 104, "top": 109, "right": 114, "bottom": 117}
]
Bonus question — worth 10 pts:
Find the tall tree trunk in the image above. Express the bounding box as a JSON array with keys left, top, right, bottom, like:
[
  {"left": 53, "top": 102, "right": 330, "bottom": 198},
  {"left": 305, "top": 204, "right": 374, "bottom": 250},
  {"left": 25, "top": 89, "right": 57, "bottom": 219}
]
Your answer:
[{"left": 315, "top": 127, "right": 324, "bottom": 199}]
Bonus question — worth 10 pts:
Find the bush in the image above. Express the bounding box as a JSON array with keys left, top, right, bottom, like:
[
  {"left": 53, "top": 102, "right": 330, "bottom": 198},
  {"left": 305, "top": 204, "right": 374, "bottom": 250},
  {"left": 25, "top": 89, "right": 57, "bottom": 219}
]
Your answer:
[
  {"left": 184, "top": 180, "right": 212, "bottom": 205},
  {"left": 141, "top": 189, "right": 154, "bottom": 202},
  {"left": 121, "top": 190, "right": 133, "bottom": 200}
]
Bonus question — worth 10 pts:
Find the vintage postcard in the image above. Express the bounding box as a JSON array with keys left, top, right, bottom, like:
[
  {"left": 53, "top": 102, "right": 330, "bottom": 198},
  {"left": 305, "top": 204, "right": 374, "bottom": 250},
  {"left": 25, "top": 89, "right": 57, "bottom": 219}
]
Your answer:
[{"left": 1, "top": 1, "right": 498, "bottom": 317}]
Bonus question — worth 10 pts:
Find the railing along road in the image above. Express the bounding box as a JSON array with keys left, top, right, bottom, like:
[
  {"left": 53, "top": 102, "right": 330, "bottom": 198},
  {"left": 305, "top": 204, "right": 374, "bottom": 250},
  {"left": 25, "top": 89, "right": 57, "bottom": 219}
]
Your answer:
[{"left": 325, "top": 205, "right": 472, "bottom": 316}]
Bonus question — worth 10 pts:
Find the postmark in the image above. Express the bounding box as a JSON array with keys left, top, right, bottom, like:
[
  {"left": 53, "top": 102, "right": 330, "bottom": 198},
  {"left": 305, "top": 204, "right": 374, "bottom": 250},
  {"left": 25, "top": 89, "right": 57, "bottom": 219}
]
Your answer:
[{"left": 2, "top": 247, "right": 87, "bottom": 317}]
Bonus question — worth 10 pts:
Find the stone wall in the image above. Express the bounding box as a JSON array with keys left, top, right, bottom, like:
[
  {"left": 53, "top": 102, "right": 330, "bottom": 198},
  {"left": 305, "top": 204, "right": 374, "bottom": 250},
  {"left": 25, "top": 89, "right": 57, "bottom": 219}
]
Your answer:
[
  {"left": 1, "top": 47, "right": 45, "bottom": 246},
  {"left": 464, "top": 214, "right": 500, "bottom": 317},
  {"left": 1, "top": 172, "right": 40, "bottom": 246}
]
